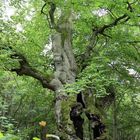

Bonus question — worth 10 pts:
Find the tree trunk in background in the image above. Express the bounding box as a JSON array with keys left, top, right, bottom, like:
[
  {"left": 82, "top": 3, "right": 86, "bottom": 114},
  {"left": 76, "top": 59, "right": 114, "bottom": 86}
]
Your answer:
[{"left": 113, "top": 96, "right": 117, "bottom": 140}]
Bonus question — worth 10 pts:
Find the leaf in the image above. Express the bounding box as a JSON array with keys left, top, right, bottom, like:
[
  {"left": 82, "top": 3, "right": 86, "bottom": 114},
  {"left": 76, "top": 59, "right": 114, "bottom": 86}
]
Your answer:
[
  {"left": 0, "top": 132, "right": 4, "bottom": 138},
  {"left": 33, "top": 137, "right": 40, "bottom": 140}
]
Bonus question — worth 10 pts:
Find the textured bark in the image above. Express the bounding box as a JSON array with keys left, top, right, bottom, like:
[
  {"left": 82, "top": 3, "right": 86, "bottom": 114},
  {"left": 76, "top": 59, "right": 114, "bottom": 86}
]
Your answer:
[
  {"left": 113, "top": 97, "right": 117, "bottom": 140},
  {"left": 82, "top": 89, "right": 108, "bottom": 140},
  {"left": 49, "top": 9, "right": 79, "bottom": 139}
]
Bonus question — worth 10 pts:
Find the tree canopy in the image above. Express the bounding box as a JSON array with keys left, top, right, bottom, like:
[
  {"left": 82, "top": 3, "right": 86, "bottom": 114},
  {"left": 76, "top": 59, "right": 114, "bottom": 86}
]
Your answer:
[{"left": 0, "top": 0, "right": 140, "bottom": 140}]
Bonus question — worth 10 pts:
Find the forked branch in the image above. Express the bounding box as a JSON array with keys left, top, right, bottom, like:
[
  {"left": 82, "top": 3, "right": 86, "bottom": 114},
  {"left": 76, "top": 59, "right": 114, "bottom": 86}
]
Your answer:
[
  {"left": 41, "top": 2, "right": 56, "bottom": 28},
  {"left": 80, "top": 13, "right": 131, "bottom": 71}
]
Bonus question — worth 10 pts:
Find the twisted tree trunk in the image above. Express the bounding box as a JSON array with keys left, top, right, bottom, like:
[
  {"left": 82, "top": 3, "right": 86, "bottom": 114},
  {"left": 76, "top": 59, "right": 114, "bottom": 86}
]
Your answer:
[{"left": 49, "top": 9, "right": 80, "bottom": 139}]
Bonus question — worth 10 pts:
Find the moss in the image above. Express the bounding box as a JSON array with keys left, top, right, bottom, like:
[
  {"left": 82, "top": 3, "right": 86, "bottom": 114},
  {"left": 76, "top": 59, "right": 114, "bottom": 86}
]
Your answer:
[{"left": 60, "top": 96, "right": 76, "bottom": 136}]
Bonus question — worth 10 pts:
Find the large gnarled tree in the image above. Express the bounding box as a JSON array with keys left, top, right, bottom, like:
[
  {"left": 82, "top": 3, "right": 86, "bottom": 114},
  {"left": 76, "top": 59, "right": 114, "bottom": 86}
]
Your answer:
[{"left": 1, "top": 0, "right": 140, "bottom": 139}]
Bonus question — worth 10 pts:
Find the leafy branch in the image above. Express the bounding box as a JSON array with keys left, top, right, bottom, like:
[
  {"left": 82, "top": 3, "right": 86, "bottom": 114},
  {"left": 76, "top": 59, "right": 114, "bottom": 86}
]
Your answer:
[
  {"left": 93, "top": 14, "right": 129, "bottom": 36},
  {"left": 41, "top": 2, "right": 56, "bottom": 29},
  {"left": 11, "top": 53, "right": 55, "bottom": 90},
  {"left": 80, "top": 10, "right": 131, "bottom": 71},
  {"left": 1, "top": 46, "right": 55, "bottom": 91}
]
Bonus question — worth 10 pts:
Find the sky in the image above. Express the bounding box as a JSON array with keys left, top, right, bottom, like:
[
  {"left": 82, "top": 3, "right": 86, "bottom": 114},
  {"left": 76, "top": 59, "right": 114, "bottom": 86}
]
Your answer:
[
  {"left": 1, "top": 0, "right": 16, "bottom": 21},
  {"left": 1, "top": 0, "right": 34, "bottom": 32}
]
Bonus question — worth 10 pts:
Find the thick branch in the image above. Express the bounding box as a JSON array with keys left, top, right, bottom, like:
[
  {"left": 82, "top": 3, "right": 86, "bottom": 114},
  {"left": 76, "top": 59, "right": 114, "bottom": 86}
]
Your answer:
[
  {"left": 78, "top": 33, "right": 98, "bottom": 72},
  {"left": 41, "top": 2, "right": 56, "bottom": 29},
  {"left": 0, "top": 45, "right": 55, "bottom": 91},
  {"left": 10, "top": 53, "right": 55, "bottom": 91},
  {"left": 94, "top": 1, "right": 134, "bottom": 36},
  {"left": 41, "top": 3, "right": 51, "bottom": 28},
  {"left": 48, "top": 2, "right": 56, "bottom": 28},
  {"left": 94, "top": 14, "right": 128, "bottom": 35},
  {"left": 79, "top": 13, "right": 130, "bottom": 72}
]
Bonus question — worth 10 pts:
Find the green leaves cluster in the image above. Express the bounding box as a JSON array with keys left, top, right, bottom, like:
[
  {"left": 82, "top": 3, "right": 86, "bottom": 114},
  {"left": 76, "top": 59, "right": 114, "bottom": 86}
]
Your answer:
[{"left": 1, "top": 0, "right": 140, "bottom": 139}]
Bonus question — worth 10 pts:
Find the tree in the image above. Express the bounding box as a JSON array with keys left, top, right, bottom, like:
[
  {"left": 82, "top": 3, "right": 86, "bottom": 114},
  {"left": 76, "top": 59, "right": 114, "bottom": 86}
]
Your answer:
[{"left": 1, "top": 0, "right": 140, "bottom": 140}]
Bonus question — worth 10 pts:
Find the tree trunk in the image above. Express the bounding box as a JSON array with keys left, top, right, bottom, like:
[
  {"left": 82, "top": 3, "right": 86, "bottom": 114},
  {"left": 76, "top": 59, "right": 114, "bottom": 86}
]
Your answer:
[
  {"left": 49, "top": 7, "right": 108, "bottom": 140},
  {"left": 49, "top": 9, "right": 80, "bottom": 139},
  {"left": 113, "top": 97, "right": 117, "bottom": 140}
]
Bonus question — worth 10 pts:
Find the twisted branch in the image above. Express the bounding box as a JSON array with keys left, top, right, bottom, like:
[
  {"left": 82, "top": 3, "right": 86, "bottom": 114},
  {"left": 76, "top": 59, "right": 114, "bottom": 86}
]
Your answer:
[
  {"left": 41, "top": 2, "right": 56, "bottom": 29},
  {"left": 1, "top": 46, "right": 55, "bottom": 91},
  {"left": 11, "top": 53, "right": 54, "bottom": 90}
]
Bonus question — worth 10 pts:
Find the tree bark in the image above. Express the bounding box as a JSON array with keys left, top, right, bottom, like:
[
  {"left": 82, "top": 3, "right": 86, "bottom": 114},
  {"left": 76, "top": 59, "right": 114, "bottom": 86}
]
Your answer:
[
  {"left": 113, "top": 96, "right": 117, "bottom": 140},
  {"left": 49, "top": 8, "right": 80, "bottom": 139}
]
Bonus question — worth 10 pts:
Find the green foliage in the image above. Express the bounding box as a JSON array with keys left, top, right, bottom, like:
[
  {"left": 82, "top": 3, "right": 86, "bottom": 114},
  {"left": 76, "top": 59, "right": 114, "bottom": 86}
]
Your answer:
[
  {"left": 1, "top": 0, "right": 140, "bottom": 139},
  {"left": 32, "top": 137, "right": 40, "bottom": 140},
  {"left": 0, "top": 132, "right": 20, "bottom": 140},
  {"left": 0, "top": 71, "right": 55, "bottom": 139},
  {"left": 0, "top": 134, "right": 20, "bottom": 140},
  {"left": 0, "top": 132, "right": 4, "bottom": 138}
]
